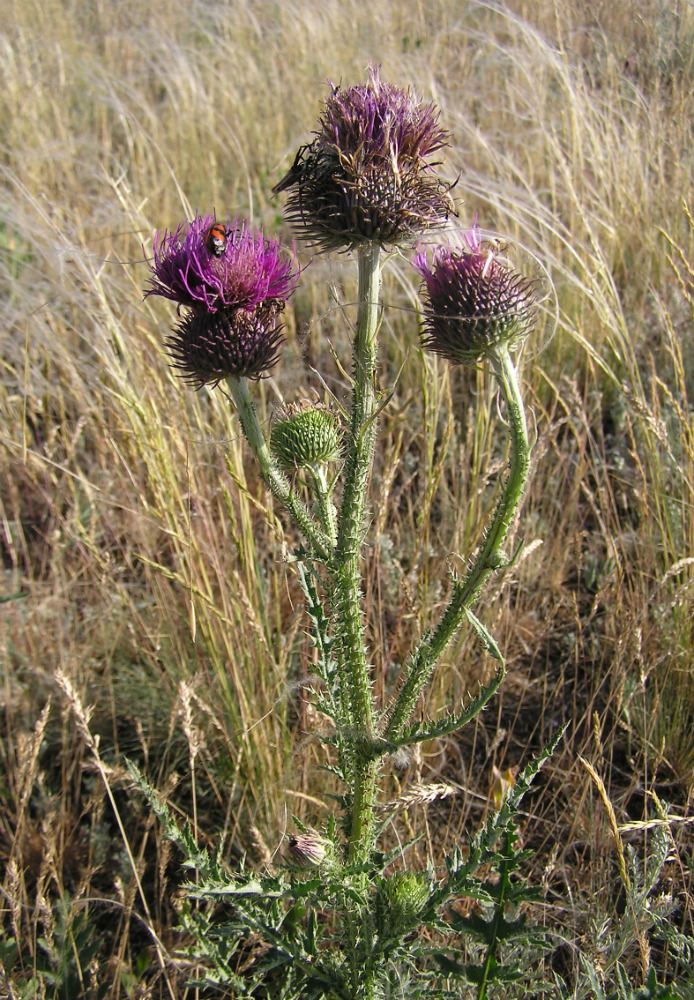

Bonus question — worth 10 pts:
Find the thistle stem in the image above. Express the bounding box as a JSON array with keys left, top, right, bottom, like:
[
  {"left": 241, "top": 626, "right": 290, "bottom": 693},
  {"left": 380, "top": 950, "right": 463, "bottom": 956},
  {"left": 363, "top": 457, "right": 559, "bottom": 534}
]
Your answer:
[
  {"left": 335, "top": 246, "right": 381, "bottom": 732},
  {"left": 332, "top": 245, "right": 382, "bottom": 862},
  {"left": 347, "top": 758, "right": 379, "bottom": 866},
  {"left": 225, "top": 376, "right": 332, "bottom": 560},
  {"left": 385, "top": 346, "right": 530, "bottom": 740},
  {"left": 309, "top": 465, "right": 338, "bottom": 548}
]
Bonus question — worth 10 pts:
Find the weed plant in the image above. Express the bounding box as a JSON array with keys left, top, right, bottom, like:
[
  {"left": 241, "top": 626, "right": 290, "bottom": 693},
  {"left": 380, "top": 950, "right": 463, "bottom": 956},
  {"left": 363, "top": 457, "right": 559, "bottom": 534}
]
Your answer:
[{"left": 1, "top": 1, "right": 693, "bottom": 997}]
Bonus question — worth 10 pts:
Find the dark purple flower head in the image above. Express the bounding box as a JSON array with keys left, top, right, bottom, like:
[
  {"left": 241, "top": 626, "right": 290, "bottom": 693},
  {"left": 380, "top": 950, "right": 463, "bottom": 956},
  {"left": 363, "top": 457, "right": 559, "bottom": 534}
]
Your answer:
[
  {"left": 144, "top": 214, "right": 300, "bottom": 386},
  {"left": 274, "top": 66, "right": 454, "bottom": 252},
  {"left": 145, "top": 213, "right": 299, "bottom": 313},
  {"left": 167, "top": 301, "right": 286, "bottom": 388},
  {"left": 414, "top": 226, "right": 537, "bottom": 365}
]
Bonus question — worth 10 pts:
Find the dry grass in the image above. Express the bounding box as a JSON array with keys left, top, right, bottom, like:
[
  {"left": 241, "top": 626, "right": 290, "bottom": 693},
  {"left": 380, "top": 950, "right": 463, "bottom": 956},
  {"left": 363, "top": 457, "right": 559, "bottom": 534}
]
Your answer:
[{"left": 1, "top": 0, "right": 693, "bottom": 994}]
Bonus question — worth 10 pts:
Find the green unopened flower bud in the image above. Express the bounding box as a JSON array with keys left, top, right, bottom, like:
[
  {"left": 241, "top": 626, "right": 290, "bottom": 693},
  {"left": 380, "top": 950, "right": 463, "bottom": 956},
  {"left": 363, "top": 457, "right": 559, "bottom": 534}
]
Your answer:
[
  {"left": 271, "top": 403, "right": 342, "bottom": 471},
  {"left": 376, "top": 871, "right": 430, "bottom": 939},
  {"left": 384, "top": 872, "right": 430, "bottom": 918}
]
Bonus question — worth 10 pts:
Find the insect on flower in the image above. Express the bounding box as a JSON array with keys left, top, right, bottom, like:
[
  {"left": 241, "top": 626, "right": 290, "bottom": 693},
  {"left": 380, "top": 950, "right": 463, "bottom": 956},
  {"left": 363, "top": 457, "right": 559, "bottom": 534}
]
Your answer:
[{"left": 204, "top": 222, "right": 228, "bottom": 257}]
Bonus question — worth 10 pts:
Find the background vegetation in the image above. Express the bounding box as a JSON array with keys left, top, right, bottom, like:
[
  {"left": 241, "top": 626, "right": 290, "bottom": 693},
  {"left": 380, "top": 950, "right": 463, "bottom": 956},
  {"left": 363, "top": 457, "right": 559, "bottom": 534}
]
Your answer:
[{"left": 1, "top": 0, "right": 693, "bottom": 995}]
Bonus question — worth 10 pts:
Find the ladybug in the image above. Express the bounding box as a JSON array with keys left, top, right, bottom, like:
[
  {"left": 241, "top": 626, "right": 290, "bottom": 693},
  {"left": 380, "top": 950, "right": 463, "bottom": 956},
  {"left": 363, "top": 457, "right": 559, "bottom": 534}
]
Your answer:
[{"left": 204, "top": 222, "right": 227, "bottom": 257}]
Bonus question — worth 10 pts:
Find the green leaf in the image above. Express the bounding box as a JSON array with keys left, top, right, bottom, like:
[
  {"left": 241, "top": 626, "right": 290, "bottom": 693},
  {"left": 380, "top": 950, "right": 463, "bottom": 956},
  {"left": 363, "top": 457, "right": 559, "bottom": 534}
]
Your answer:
[
  {"left": 433, "top": 953, "right": 471, "bottom": 978},
  {"left": 390, "top": 667, "right": 505, "bottom": 749},
  {"left": 306, "top": 909, "right": 318, "bottom": 955},
  {"left": 449, "top": 911, "right": 529, "bottom": 943},
  {"left": 464, "top": 609, "right": 504, "bottom": 661}
]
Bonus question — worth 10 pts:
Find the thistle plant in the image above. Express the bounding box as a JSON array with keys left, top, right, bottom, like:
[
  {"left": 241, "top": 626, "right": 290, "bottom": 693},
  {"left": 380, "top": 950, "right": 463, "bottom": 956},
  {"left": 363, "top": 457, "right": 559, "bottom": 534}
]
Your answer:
[{"left": 138, "top": 68, "right": 565, "bottom": 999}]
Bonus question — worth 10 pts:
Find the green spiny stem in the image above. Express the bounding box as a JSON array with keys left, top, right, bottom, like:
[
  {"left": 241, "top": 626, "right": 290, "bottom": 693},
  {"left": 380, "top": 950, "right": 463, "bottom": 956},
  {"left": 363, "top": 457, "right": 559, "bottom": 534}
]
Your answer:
[
  {"left": 309, "top": 464, "right": 338, "bottom": 548},
  {"left": 332, "top": 245, "right": 382, "bottom": 861},
  {"left": 225, "top": 376, "right": 332, "bottom": 560},
  {"left": 334, "top": 246, "right": 381, "bottom": 732},
  {"left": 477, "top": 830, "right": 514, "bottom": 1000},
  {"left": 347, "top": 757, "right": 379, "bottom": 866},
  {"left": 385, "top": 346, "right": 530, "bottom": 741}
]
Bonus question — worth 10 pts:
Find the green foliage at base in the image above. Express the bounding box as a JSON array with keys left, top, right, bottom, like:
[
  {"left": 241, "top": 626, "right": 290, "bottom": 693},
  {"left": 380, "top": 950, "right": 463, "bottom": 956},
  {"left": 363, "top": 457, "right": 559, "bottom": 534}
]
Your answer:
[{"left": 128, "top": 739, "right": 563, "bottom": 999}]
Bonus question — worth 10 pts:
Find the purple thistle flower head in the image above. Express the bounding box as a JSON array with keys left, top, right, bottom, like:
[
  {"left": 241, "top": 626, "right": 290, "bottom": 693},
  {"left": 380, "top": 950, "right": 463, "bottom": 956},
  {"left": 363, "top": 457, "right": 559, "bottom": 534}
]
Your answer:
[
  {"left": 414, "top": 227, "right": 537, "bottom": 365},
  {"left": 144, "top": 213, "right": 300, "bottom": 387},
  {"left": 274, "top": 66, "right": 454, "bottom": 252},
  {"left": 145, "top": 213, "right": 300, "bottom": 313}
]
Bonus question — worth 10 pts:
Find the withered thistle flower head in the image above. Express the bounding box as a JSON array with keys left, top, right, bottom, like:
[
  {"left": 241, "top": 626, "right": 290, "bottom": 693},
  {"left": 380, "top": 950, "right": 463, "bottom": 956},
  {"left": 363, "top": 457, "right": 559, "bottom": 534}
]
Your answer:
[
  {"left": 145, "top": 213, "right": 300, "bottom": 386},
  {"left": 270, "top": 401, "right": 342, "bottom": 471},
  {"left": 414, "top": 226, "right": 537, "bottom": 365},
  {"left": 274, "top": 66, "right": 453, "bottom": 252}
]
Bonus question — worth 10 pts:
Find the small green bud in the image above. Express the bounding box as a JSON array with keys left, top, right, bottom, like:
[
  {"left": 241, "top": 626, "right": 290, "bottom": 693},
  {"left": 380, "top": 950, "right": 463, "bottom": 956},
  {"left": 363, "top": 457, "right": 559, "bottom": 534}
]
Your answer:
[
  {"left": 271, "top": 403, "right": 342, "bottom": 471},
  {"left": 387, "top": 872, "right": 430, "bottom": 914},
  {"left": 378, "top": 872, "right": 431, "bottom": 932},
  {"left": 487, "top": 548, "right": 507, "bottom": 569}
]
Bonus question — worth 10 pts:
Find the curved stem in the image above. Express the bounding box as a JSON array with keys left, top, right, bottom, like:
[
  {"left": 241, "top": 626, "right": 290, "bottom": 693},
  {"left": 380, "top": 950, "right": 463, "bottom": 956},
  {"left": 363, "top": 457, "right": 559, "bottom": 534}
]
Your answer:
[
  {"left": 225, "top": 376, "right": 332, "bottom": 560},
  {"left": 385, "top": 346, "right": 530, "bottom": 741}
]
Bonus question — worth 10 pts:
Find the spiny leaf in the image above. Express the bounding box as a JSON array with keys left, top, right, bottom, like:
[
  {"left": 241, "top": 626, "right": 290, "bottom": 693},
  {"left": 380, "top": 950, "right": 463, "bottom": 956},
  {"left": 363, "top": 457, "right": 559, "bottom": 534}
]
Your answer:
[
  {"left": 473, "top": 725, "right": 567, "bottom": 855},
  {"left": 184, "top": 878, "right": 276, "bottom": 898},
  {"left": 433, "top": 953, "right": 524, "bottom": 984},
  {"left": 450, "top": 910, "right": 529, "bottom": 942},
  {"left": 464, "top": 608, "right": 504, "bottom": 661},
  {"left": 388, "top": 667, "right": 505, "bottom": 749}
]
